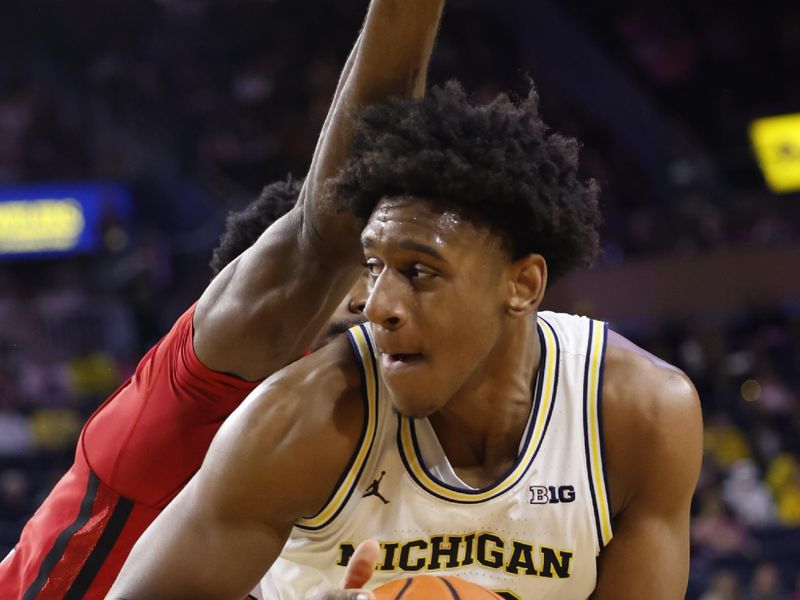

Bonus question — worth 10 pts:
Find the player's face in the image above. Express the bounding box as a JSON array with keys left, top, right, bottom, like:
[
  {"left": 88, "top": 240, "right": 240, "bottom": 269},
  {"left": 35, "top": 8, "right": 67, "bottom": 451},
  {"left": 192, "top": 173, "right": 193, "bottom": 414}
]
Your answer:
[
  {"left": 361, "top": 197, "right": 512, "bottom": 418},
  {"left": 309, "top": 271, "right": 369, "bottom": 351}
]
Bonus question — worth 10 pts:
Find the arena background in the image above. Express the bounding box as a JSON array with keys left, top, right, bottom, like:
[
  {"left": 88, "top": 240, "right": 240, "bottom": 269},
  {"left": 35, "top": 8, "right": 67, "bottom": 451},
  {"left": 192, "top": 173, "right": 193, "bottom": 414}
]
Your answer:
[{"left": 0, "top": 1, "right": 798, "bottom": 598}]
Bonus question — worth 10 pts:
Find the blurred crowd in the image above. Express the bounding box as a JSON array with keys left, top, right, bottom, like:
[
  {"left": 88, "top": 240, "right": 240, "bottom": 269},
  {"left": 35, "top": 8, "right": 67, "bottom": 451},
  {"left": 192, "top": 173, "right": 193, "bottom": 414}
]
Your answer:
[
  {"left": 623, "top": 308, "right": 800, "bottom": 598},
  {"left": 0, "top": 1, "right": 798, "bottom": 598},
  {"left": 2, "top": 0, "right": 799, "bottom": 261}
]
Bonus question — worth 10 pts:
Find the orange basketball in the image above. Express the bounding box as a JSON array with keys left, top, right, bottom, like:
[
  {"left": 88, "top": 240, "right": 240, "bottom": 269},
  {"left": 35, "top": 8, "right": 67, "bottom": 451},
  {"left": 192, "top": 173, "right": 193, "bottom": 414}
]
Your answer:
[{"left": 373, "top": 574, "right": 504, "bottom": 599}]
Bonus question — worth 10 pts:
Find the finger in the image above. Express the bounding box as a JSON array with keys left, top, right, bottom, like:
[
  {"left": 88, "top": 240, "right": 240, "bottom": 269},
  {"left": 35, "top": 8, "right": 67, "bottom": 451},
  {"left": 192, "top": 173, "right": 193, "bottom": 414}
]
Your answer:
[{"left": 342, "top": 539, "right": 380, "bottom": 590}]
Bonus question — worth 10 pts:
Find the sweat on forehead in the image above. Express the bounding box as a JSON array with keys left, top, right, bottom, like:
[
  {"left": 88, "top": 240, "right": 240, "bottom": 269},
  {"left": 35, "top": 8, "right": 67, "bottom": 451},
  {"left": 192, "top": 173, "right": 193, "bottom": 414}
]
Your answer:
[
  {"left": 360, "top": 196, "right": 507, "bottom": 255},
  {"left": 372, "top": 196, "right": 463, "bottom": 225}
]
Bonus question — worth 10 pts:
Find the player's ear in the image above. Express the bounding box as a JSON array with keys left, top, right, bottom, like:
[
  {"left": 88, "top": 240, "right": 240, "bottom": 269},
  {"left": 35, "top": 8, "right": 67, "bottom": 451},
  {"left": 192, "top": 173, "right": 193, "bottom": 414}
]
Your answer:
[{"left": 505, "top": 254, "right": 547, "bottom": 317}]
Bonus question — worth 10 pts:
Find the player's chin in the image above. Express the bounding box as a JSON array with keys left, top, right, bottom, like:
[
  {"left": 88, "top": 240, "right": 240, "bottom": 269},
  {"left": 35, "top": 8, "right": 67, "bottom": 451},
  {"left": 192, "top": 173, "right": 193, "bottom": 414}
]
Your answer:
[
  {"left": 392, "top": 401, "right": 437, "bottom": 419},
  {"left": 388, "top": 388, "right": 440, "bottom": 419}
]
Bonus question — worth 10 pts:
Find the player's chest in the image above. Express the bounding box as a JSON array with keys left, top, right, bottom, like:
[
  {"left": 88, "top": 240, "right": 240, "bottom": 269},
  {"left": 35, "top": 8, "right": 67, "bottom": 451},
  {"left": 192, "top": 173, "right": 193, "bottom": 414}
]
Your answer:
[{"left": 329, "top": 452, "right": 598, "bottom": 593}]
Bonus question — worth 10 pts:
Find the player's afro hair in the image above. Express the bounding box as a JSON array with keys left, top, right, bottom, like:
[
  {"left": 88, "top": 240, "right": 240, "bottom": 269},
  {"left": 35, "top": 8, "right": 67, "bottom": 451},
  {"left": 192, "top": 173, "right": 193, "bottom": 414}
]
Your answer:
[
  {"left": 329, "top": 81, "right": 601, "bottom": 282},
  {"left": 210, "top": 178, "right": 301, "bottom": 276}
]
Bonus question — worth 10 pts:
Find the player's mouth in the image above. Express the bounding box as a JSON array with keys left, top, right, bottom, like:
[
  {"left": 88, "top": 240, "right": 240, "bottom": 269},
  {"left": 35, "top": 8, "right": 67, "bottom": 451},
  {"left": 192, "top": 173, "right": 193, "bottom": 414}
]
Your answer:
[{"left": 380, "top": 352, "right": 424, "bottom": 370}]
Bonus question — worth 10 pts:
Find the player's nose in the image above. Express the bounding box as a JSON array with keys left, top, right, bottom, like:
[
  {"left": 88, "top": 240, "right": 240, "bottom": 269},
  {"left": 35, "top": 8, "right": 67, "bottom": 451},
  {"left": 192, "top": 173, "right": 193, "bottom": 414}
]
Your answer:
[
  {"left": 348, "top": 296, "right": 367, "bottom": 315},
  {"left": 363, "top": 271, "right": 407, "bottom": 331},
  {"left": 347, "top": 275, "right": 369, "bottom": 315}
]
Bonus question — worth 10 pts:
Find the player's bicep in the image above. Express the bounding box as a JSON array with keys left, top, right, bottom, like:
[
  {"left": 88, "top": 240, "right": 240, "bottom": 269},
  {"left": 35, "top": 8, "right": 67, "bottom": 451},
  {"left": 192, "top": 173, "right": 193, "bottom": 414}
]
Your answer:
[
  {"left": 108, "top": 390, "right": 304, "bottom": 599},
  {"left": 591, "top": 497, "right": 690, "bottom": 599},
  {"left": 594, "top": 369, "right": 702, "bottom": 599},
  {"left": 111, "top": 345, "right": 362, "bottom": 599},
  {"left": 109, "top": 472, "right": 290, "bottom": 600}
]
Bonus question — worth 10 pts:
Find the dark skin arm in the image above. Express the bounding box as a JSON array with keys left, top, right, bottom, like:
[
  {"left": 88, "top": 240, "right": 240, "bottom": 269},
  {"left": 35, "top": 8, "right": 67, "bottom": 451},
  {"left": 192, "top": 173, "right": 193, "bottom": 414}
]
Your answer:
[
  {"left": 107, "top": 336, "right": 366, "bottom": 599},
  {"left": 194, "top": 0, "right": 445, "bottom": 381},
  {"left": 591, "top": 331, "right": 703, "bottom": 599}
]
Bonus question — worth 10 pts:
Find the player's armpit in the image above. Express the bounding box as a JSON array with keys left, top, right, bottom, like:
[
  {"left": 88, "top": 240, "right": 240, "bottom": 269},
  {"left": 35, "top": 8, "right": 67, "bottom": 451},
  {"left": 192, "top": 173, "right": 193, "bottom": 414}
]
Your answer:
[
  {"left": 593, "top": 343, "right": 702, "bottom": 599},
  {"left": 108, "top": 337, "right": 365, "bottom": 599}
]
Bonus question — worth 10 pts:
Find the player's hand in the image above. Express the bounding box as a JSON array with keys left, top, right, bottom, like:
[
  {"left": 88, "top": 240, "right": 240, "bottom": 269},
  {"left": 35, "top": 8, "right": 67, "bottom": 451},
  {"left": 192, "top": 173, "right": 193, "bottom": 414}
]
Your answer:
[{"left": 309, "top": 539, "right": 380, "bottom": 599}]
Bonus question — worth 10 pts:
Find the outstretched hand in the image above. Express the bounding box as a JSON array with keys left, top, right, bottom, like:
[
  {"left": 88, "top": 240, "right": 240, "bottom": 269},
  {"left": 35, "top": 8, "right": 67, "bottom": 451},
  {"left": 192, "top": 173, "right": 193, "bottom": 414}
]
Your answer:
[{"left": 310, "top": 540, "right": 380, "bottom": 600}]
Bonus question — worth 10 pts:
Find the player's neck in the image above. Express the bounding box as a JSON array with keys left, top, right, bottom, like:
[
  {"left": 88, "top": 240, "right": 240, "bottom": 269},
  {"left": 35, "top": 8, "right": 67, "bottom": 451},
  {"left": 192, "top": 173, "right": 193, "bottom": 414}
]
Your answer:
[{"left": 428, "top": 314, "right": 541, "bottom": 488}]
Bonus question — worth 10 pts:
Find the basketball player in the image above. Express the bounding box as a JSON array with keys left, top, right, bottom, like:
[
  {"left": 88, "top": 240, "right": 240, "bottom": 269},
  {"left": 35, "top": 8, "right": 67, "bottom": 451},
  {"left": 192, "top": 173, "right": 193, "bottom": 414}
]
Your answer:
[
  {"left": 0, "top": 2, "right": 445, "bottom": 598},
  {"left": 109, "top": 83, "right": 703, "bottom": 600}
]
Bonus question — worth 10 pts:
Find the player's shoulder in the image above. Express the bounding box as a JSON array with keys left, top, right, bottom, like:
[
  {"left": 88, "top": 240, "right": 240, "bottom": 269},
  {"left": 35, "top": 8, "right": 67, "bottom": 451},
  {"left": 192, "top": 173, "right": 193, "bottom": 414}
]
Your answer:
[
  {"left": 232, "top": 332, "right": 364, "bottom": 460},
  {"left": 601, "top": 329, "right": 702, "bottom": 514},
  {"left": 255, "top": 330, "right": 363, "bottom": 404},
  {"left": 207, "top": 333, "right": 366, "bottom": 520},
  {"left": 603, "top": 329, "right": 699, "bottom": 428}
]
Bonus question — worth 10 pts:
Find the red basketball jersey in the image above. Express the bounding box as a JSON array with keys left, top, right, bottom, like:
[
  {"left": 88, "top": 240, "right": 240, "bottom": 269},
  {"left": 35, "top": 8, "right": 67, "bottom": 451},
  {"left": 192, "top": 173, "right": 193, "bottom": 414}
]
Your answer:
[{"left": 0, "top": 305, "right": 261, "bottom": 599}]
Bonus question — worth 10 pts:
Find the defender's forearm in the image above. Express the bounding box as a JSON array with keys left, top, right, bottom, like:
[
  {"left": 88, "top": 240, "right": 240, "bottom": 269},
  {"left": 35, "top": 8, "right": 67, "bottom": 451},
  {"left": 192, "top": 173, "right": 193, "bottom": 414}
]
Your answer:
[{"left": 300, "top": 0, "right": 446, "bottom": 256}]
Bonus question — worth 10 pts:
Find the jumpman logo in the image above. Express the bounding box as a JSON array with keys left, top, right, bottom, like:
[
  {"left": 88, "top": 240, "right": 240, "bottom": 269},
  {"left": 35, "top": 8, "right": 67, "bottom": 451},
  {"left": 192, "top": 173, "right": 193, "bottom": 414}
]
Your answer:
[{"left": 362, "top": 471, "right": 390, "bottom": 504}]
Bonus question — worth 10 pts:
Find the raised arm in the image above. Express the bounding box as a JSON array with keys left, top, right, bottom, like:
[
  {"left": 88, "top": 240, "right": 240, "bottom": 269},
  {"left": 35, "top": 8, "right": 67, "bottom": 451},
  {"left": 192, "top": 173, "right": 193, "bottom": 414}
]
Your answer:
[
  {"left": 194, "top": 0, "right": 445, "bottom": 381},
  {"left": 108, "top": 337, "right": 364, "bottom": 599},
  {"left": 591, "top": 334, "right": 703, "bottom": 599}
]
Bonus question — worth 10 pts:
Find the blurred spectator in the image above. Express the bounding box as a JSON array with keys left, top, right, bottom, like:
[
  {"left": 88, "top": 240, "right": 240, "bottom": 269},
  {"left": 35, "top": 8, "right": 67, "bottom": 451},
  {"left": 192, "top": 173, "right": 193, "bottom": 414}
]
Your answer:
[
  {"left": 722, "top": 460, "right": 777, "bottom": 528},
  {"left": 0, "top": 469, "right": 30, "bottom": 550},
  {"left": 705, "top": 415, "right": 753, "bottom": 469},
  {"left": 766, "top": 454, "right": 800, "bottom": 527},
  {"left": 701, "top": 570, "right": 744, "bottom": 600},
  {"left": 747, "top": 562, "right": 787, "bottom": 600},
  {"left": 692, "top": 492, "right": 756, "bottom": 559},
  {"left": 29, "top": 408, "right": 82, "bottom": 453},
  {"left": 0, "top": 411, "right": 34, "bottom": 457}
]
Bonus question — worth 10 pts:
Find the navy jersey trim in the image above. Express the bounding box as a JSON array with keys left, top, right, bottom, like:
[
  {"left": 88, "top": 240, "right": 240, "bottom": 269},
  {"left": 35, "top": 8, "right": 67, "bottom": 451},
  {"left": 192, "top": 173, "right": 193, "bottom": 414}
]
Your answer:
[
  {"left": 582, "top": 320, "right": 603, "bottom": 548},
  {"left": 582, "top": 319, "right": 613, "bottom": 547},
  {"left": 596, "top": 322, "right": 612, "bottom": 535}
]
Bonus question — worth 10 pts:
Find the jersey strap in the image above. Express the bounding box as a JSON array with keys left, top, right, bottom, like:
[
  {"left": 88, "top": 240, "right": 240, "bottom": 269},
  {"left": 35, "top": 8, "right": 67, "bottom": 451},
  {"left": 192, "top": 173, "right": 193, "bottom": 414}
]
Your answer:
[
  {"left": 582, "top": 319, "right": 613, "bottom": 547},
  {"left": 296, "top": 324, "right": 380, "bottom": 530}
]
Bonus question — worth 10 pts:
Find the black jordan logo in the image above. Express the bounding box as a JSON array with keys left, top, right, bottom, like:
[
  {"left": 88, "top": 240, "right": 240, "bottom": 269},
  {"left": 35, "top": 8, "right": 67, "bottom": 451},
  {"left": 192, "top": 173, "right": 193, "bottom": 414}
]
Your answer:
[{"left": 363, "top": 471, "right": 390, "bottom": 504}]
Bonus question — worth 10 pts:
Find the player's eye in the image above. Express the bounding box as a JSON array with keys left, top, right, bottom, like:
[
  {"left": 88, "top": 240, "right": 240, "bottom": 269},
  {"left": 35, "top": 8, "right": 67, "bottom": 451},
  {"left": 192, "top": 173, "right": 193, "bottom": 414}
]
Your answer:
[
  {"left": 364, "top": 258, "right": 383, "bottom": 277},
  {"left": 410, "top": 264, "right": 437, "bottom": 280}
]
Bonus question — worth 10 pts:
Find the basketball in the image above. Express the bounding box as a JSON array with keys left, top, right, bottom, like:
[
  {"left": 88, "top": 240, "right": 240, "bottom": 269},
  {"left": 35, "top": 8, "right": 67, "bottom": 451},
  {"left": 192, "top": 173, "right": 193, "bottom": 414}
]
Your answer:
[{"left": 373, "top": 575, "right": 504, "bottom": 599}]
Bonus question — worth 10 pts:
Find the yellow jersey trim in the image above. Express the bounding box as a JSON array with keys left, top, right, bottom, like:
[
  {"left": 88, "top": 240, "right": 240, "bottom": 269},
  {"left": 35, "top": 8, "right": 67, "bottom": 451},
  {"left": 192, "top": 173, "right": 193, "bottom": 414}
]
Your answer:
[
  {"left": 296, "top": 325, "right": 379, "bottom": 530},
  {"left": 584, "top": 319, "right": 613, "bottom": 547}
]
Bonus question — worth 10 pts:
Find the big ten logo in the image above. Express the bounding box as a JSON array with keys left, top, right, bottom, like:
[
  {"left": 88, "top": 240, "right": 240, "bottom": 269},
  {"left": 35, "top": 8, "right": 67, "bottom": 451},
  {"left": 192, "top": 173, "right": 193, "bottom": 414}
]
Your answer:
[{"left": 529, "top": 485, "right": 576, "bottom": 505}]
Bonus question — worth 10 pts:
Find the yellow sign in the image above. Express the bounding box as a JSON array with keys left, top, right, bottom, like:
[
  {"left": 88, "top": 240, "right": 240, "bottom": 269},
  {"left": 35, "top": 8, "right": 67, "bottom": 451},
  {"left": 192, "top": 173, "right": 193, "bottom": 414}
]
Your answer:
[
  {"left": 0, "top": 199, "right": 86, "bottom": 253},
  {"left": 750, "top": 113, "right": 800, "bottom": 193}
]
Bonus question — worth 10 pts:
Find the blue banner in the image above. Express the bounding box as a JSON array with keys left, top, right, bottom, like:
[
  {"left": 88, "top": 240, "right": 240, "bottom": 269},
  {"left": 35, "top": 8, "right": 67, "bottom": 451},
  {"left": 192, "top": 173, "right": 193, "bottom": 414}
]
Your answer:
[{"left": 0, "top": 182, "right": 132, "bottom": 260}]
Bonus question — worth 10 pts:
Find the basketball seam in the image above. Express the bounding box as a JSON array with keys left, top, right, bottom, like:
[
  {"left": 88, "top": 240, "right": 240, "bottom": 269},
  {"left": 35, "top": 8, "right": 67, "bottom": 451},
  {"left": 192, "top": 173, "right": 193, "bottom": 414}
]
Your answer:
[
  {"left": 394, "top": 577, "right": 414, "bottom": 600},
  {"left": 440, "top": 577, "right": 462, "bottom": 600}
]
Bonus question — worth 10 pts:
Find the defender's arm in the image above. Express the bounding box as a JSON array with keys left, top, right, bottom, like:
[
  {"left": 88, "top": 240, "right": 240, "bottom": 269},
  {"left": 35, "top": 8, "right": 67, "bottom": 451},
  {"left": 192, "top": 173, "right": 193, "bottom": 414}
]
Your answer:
[
  {"left": 194, "top": 0, "right": 445, "bottom": 381},
  {"left": 591, "top": 335, "right": 702, "bottom": 599},
  {"left": 107, "top": 337, "right": 364, "bottom": 599}
]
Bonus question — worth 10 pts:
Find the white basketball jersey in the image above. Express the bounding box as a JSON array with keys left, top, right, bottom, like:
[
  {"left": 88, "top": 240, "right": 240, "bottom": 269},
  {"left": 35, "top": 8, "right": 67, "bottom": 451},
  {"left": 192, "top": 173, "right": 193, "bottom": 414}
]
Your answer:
[{"left": 260, "top": 311, "right": 612, "bottom": 600}]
